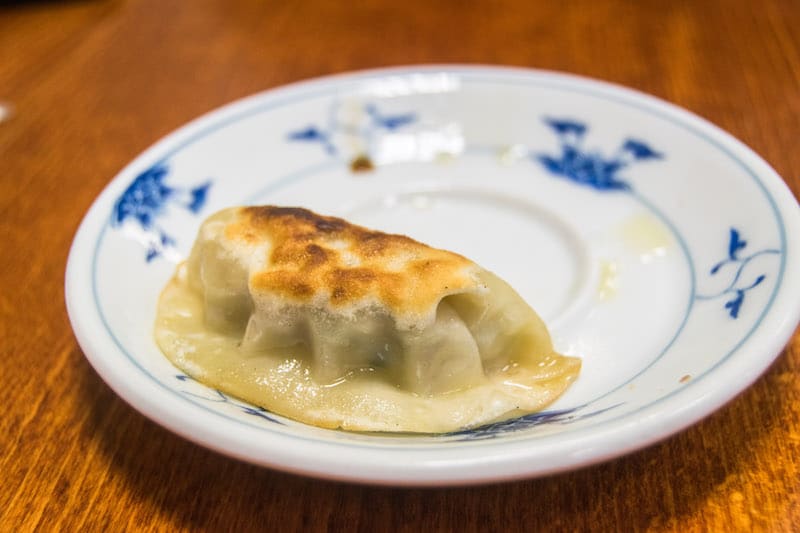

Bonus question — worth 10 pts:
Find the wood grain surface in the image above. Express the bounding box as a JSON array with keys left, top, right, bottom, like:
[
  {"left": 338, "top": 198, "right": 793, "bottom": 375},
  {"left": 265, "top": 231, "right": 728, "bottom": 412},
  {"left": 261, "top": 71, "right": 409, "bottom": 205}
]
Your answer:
[{"left": 2, "top": 0, "right": 799, "bottom": 530}]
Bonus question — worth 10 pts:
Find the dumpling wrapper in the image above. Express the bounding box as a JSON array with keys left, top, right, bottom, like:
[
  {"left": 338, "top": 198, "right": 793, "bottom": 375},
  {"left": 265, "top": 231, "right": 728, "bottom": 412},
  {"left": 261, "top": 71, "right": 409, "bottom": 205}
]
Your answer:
[{"left": 155, "top": 206, "right": 580, "bottom": 433}]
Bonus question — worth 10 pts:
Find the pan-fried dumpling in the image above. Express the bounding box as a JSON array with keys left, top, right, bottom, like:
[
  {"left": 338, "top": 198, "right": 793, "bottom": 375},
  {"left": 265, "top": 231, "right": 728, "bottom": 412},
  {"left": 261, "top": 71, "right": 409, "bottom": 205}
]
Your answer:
[{"left": 155, "top": 206, "right": 580, "bottom": 433}]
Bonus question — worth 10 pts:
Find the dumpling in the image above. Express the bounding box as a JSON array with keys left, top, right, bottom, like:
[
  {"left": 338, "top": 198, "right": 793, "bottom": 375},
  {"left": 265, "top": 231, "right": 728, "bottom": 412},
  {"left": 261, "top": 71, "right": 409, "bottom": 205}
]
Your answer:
[{"left": 155, "top": 206, "right": 580, "bottom": 433}]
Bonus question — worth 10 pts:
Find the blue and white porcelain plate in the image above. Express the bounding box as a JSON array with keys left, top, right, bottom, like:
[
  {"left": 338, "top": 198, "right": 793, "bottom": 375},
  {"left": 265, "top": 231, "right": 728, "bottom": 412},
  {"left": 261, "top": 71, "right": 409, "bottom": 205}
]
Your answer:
[{"left": 66, "top": 66, "right": 800, "bottom": 485}]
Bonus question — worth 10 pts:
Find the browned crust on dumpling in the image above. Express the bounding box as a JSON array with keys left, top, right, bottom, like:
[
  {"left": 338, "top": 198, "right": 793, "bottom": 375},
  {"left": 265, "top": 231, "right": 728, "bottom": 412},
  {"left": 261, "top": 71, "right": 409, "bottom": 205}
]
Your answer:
[{"left": 225, "top": 206, "right": 479, "bottom": 315}]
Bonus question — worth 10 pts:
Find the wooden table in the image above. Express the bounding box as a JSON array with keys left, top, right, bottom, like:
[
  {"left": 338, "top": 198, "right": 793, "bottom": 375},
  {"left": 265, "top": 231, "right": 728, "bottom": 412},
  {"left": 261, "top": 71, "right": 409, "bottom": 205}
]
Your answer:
[{"left": 2, "top": 0, "right": 798, "bottom": 530}]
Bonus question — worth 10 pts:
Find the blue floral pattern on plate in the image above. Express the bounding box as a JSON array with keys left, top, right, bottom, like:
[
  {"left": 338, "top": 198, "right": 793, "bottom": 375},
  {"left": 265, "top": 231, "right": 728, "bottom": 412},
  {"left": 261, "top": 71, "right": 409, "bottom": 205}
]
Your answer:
[
  {"left": 443, "top": 403, "right": 621, "bottom": 441},
  {"left": 535, "top": 118, "right": 662, "bottom": 191},
  {"left": 287, "top": 102, "right": 416, "bottom": 167},
  {"left": 111, "top": 162, "right": 211, "bottom": 261},
  {"left": 698, "top": 228, "right": 780, "bottom": 318}
]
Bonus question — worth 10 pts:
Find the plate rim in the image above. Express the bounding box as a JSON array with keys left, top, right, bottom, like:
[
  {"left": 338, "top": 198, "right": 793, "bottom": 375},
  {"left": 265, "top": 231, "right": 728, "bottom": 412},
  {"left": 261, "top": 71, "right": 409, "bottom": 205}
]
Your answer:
[{"left": 66, "top": 64, "right": 800, "bottom": 485}]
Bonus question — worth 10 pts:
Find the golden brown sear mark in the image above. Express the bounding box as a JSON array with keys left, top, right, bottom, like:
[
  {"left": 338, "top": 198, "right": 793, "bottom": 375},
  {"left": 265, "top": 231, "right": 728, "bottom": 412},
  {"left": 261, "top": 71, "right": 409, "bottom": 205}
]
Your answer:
[
  {"left": 235, "top": 206, "right": 477, "bottom": 313},
  {"left": 245, "top": 205, "right": 349, "bottom": 234}
]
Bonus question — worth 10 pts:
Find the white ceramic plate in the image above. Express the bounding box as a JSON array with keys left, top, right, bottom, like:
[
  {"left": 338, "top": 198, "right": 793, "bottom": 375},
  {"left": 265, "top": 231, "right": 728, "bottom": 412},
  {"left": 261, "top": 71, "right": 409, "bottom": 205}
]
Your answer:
[{"left": 66, "top": 66, "right": 800, "bottom": 486}]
